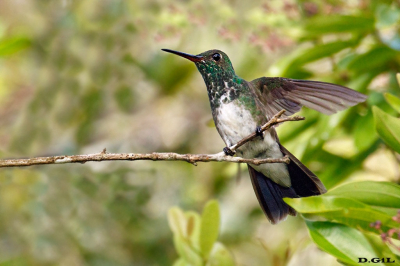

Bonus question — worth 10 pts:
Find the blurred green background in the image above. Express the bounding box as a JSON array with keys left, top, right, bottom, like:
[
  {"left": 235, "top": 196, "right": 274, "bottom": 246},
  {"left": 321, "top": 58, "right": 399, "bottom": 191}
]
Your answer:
[{"left": 0, "top": 0, "right": 399, "bottom": 265}]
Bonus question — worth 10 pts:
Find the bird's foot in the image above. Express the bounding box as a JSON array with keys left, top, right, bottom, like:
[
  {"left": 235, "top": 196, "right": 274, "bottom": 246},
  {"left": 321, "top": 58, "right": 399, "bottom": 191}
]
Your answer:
[
  {"left": 223, "top": 147, "right": 235, "bottom": 156},
  {"left": 255, "top": 126, "right": 264, "bottom": 139}
]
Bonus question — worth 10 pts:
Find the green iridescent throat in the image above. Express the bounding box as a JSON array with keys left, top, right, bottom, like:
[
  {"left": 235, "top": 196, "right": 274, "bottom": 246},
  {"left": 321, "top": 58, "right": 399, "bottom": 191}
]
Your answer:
[{"left": 194, "top": 61, "right": 261, "bottom": 120}]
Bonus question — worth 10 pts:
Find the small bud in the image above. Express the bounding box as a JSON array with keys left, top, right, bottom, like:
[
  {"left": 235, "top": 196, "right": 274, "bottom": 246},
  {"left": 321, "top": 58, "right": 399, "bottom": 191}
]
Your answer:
[
  {"left": 388, "top": 228, "right": 396, "bottom": 237},
  {"left": 375, "top": 220, "right": 382, "bottom": 229},
  {"left": 369, "top": 222, "right": 375, "bottom": 228}
]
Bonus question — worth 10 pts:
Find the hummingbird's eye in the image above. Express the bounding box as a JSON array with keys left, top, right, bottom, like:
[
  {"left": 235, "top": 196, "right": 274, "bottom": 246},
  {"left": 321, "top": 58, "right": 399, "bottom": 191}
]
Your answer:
[{"left": 212, "top": 53, "right": 221, "bottom": 62}]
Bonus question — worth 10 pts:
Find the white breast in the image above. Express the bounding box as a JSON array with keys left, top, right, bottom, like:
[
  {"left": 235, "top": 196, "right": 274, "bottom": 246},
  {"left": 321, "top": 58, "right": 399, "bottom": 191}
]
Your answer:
[
  {"left": 216, "top": 101, "right": 257, "bottom": 146},
  {"left": 215, "top": 101, "right": 291, "bottom": 187}
]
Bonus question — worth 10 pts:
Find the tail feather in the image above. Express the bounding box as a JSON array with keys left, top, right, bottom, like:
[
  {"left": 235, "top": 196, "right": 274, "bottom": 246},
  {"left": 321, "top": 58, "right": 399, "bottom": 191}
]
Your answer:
[
  {"left": 248, "top": 144, "right": 326, "bottom": 224},
  {"left": 248, "top": 165, "right": 297, "bottom": 224}
]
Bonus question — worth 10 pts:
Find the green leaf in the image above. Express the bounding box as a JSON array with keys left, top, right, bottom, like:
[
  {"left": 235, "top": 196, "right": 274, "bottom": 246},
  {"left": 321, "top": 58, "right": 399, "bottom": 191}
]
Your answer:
[
  {"left": 207, "top": 242, "right": 235, "bottom": 266},
  {"left": 371, "top": 206, "right": 400, "bottom": 217},
  {"left": 199, "top": 200, "right": 220, "bottom": 259},
  {"left": 303, "top": 15, "right": 374, "bottom": 37},
  {"left": 322, "top": 209, "right": 398, "bottom": 234},
  {"left": 306, "top": 221, "right": 384, "bottom": 266},
  {"left": 284, "top": 196, "right": 365, "bottom": 213},
  {"left": 173, "top": 234, "right": 203, "bottom": 266},
  {"left": 280, "top": 40, "right": 357, "bottom": 77},
  {"left": 168, "top": 207, "right": 187, "bottom": 238},
  {"left": 0, "top": 36, "right": 30, "bottom": 57},
  {"left": 172, "top": 258, "right": 187, "bottom": 266},
  {"left": 185, "top": 211, "right": 201, "bottom": 251},
  {"left": 348, "top": 46, "right": 397, "bottom": 74},
  {"left": 285, "top": 196, "right": 399, "bottom": 233},
  {"left": 353, "top": 111, "right": 378, "bottom": 152},
  {"left": 384, "top": 93, "right": 400, "bottom": 113},
  {"left": 289, "top": 40, "right": 357, "bottom": 67},
  {"left": 328, "top": 181, "right": 400, "bottom": 209},
  {"left": 373, "top": 106, "right": 400, "bottom": 153}
]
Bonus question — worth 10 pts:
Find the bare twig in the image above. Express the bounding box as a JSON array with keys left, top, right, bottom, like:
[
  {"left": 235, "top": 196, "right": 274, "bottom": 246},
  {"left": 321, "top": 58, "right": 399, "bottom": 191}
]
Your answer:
[
  {"left": 0, "top": 109, "right": 304, "bottom": 168},
  {"left": 0, "top": 152, "right": 290, "bottom": 168}
]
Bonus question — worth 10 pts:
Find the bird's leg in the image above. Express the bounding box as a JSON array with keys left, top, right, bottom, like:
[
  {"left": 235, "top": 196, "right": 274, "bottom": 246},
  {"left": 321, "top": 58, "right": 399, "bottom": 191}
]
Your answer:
[
  {"left": 255, "top": 126, "right": 264, "bottom": 139},
  {"left": 223, "top": 147, "right": 235, "bottom": 156}
]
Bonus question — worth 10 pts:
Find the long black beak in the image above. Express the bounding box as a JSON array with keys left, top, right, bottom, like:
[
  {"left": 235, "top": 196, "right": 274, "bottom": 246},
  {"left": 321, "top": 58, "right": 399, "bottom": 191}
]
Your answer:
[{"left": 162, "top": 49, "right": 203, "bottom": 62}]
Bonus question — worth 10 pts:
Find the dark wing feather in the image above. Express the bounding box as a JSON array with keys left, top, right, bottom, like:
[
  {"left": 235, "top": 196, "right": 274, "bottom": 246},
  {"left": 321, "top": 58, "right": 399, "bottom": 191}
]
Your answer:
[
  {"left": 250, "top": 77, "right": 367, "bottom": 118},
  {"left": 279, "top": 144, "right": 327, "bottom": 196}
]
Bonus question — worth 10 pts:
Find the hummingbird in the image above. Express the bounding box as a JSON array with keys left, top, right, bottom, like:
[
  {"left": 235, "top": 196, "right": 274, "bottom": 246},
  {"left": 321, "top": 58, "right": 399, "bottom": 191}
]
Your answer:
[{"left": 162, "top": 48, "right": 367, "bottom": 224}]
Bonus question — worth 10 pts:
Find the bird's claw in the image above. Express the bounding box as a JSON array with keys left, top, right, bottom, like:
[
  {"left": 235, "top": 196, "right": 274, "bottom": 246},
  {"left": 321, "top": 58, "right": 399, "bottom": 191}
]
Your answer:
[
  {"left": 256, "top": 126, "right": 264, "bottom": 139},
  {"left": 223, "top": 147, "right": 235, "bottom": 156}
]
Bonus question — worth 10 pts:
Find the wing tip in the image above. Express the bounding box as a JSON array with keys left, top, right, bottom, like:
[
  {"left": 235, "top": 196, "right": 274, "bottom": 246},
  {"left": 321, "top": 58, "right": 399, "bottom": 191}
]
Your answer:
[
  {"left": 289, "top": 79, "right": 367, "bottom": 114},
  {"left": 280, "top": 144, "right": 327, "bottom": 197}
]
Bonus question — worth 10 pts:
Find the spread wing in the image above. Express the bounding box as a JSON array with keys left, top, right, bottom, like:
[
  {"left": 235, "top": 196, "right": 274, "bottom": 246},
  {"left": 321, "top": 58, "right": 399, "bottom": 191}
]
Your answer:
[{"left": 250, "top": 77, "right": 367, "bottom": 118}]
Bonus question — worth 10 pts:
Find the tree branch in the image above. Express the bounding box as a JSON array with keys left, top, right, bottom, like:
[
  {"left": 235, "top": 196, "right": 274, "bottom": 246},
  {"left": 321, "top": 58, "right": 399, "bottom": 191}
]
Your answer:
[
  {"left": 0, "top": 110, "right": 304, "bottom": 168},
  {"left": 0, "top": 152, "right": 291, "bottom": 168}
]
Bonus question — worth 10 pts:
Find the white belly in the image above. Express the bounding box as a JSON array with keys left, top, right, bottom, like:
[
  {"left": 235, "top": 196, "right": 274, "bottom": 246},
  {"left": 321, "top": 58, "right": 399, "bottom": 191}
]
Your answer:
[
  {"left": 215, "top": 101, "right": 291, "bottom": 187},
  {"left": 216, "top": 101, "right": 257, "bottom": 145}
]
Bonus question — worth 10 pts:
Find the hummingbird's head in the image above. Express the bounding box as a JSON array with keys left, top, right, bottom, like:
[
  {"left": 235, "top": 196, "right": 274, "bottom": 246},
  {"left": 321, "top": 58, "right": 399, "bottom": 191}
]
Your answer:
[
  {"left": 161, "top": 49, "right": 236, "bottom": 79},
  {"left": 162, "top": 49, "right": 241, "bottom": 108}
]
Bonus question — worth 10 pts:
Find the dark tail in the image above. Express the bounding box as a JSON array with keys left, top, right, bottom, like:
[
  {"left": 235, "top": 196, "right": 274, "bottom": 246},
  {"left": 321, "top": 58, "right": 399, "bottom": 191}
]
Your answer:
[{"left": 248, "top": 144, "right": 326, "bottom": 224}]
